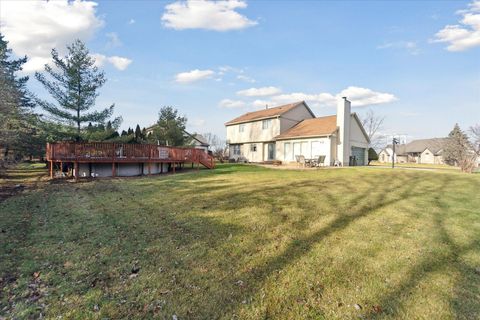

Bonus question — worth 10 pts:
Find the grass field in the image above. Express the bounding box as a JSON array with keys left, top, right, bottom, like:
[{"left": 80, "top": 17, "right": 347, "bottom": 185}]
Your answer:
[
  {"left": 1, "top": 164, "right": 479, "bottom": 319},
  {"left": 370, "top": 161, "right": 460, "bottom": 171}
]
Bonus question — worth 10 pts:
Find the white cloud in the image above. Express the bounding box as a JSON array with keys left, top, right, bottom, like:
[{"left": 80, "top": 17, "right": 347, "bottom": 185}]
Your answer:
[
  {"left": 249, "top": 86, "right": 397, "bottom": 109},
  {"left": 162, "top": 0, "right": 257, "bottom": 31},
  {"left": 218, "top": 65, "right": 243, "bottom": 74},
  {"left": 92, "top": 54, "right": 133, "bottom": 71},
  {"left": 377, "top": 41, "right": 420, "bottom": 55},
  {"left": 272, "top": 92, "right": 336, "bottom": 108},
  {"left": 219, "top": 99, "right": 246, "bottom": 108},
  {"left": 0, "top": 0, "right": 104, "bottom": 72},
  {"left": 337, "top": 86, "right": 397, "bottom": 107},
  {"left": 432, "top": 0, "right": 480, "bottom": 51},
  {"left": 237, "top": 86, "right": 281, "bottom": 97},
  {"left": 175, "top": 69, "right": 215, "bottom": 83},
  {"left": 236, "top": 74, "right": 256, "bottom": 83},
  {"left": 107, "top": 56, "right": 132, "bottom": 70},
  {"left": 128, "top": 18, "right": 136, "bottom": 25},
  {"left": 106, "top": 32, "right": 122, "bottom": 48},
  {"left": 252, "top": 99, "right": 272, "bottom": 108}
]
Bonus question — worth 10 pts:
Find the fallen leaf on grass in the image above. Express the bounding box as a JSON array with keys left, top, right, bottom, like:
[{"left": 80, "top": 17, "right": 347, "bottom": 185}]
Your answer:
[{"left": 372, "top": 305, "right": 382, "bottom": 314}]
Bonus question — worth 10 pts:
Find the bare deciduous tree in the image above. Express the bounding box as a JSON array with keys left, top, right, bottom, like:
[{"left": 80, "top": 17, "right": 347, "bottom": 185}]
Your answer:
[
  {"left": 360, "top": 109, "right": 385, "bottom": 150},
  {"left": 202, "top": 132, "right": 227, "bottom": 161}
]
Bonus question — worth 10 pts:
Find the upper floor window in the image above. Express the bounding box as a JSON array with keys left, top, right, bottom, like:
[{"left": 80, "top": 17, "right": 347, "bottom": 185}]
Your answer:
[
  {"left": 239, "top": 124, "right": 245, "bottom": 133},
  {"left": 262, "top": 119, "right": 271, "bottom": 130}
]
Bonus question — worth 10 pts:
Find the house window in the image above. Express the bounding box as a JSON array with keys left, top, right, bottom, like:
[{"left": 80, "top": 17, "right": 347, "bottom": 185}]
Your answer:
[
  {"left": 262, "top": 119, "right": 271, "bottom": 130},
  {"left": 250, "top": 144, "right": 257, "bottom": 152},
  {"left": 232, "top": 145, "right": 241, "bottom": 155},
  {"left": 239, "top": 124, "right": 245, "bottom": 133}
]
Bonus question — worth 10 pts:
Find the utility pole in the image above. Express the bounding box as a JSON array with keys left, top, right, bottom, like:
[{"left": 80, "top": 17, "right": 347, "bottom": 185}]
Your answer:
[{"left": 392, "top": 137, "right": 399, "bottom": 169}]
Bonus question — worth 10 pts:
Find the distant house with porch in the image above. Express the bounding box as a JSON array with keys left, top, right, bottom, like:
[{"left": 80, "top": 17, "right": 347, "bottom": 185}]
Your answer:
[
  {"left": 185, "top": 133, "right": 210, "bottom": 152},
  {"left": 378, "top": 138, "right": 448, "bottom": 164},
  {"left": 146, "top": 125, "right": 209, "bottom": 151},
  {"left": 225, "top": 98, "right": 370, "bottom": 166}
]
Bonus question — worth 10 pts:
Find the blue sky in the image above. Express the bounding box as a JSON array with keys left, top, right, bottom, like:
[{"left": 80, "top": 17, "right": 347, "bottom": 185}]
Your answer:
[{"left": 1, "top": 0, "right": 479, "bottom": 142}]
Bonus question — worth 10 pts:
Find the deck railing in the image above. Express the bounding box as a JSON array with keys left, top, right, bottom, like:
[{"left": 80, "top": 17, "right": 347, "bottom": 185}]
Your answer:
[{"left": 46, "top": 142, "right": 215, "bottom": 169}]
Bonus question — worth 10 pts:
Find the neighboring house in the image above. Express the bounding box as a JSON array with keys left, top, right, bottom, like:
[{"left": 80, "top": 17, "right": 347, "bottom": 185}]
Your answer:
[
  {"left": 225, "top": 98, "right": 370, "bottom": 166},
  {"left": 145, "top": 125, "right": 209, "bottom": 151},
  {"left": 186, "top": 133, "right": 210, "bottom": 152},
  {"left": 378, "top": 138, "right": 448, "bottom": 164}
]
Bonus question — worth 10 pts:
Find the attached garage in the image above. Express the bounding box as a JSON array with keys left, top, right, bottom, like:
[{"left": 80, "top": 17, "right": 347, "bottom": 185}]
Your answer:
[{"left": 350, "top": 146, "right": 366, "bottom": 166}]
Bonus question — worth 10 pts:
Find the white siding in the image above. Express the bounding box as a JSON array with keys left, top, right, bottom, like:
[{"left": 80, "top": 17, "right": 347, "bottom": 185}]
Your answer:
[
  {"left": 277, "top": 137, "right": 333, "bottom": 165},
  {"left": 226, "top": 118, "right": 280, "bottom": 144},
  {"left": 349, "top": 115, "right": 369, "bottom": 148},
  {"left": 280, "top": 103, "right": 315, "bottom": 133}
]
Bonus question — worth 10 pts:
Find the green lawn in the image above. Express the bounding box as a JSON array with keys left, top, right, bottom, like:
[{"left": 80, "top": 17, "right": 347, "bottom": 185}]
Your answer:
[
  {"left": 1, "top": 164, "right": 479, "bottom": 319},
  {"left": 370, "top": 161, "right": 460, "bottom": 171}
]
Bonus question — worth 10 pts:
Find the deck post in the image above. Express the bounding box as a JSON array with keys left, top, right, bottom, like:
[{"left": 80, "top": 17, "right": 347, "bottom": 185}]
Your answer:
[
  {"left": 74, "top": 162, "right": 79, "bottom": 180},
  {"left": 173, "top": 162, "right": 176, "bottom": 174},
  {"left": 148, "top": 162, "right": 151, "bottom": 175},
  {"left": 112, "top": 162, "right": 116, "bottom": 177},
  {"left": 160, "top": 163, "right": 163, "bottom": 174},
  {"left": 49, "top": 160, "right": 53, "bottom": 178}
]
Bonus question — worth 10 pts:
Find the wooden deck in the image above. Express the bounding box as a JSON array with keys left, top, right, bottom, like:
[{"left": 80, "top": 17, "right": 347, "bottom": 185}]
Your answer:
[{"left": 46, "top": 142, "right": 215, "bottom": 179}]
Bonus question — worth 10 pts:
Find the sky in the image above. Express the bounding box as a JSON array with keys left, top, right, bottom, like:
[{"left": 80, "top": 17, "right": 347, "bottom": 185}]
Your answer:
[{"left": 1, "top": 0, "right": 479, "bottom": 142}]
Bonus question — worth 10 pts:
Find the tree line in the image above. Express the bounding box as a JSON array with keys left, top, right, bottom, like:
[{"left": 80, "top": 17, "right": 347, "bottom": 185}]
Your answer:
[{"left": 1, "top": 36, "right": 213, "bottom": 169}]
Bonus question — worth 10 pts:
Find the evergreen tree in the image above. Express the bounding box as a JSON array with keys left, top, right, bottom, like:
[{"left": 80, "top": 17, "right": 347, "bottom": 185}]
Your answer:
[
  {"left": 35, "top": 39, "right": 121, "bottom": 141},
  {"left": 0, "top": 33, "right": 37, "bottom": 165},
  {"left": 127, "top": 127, "right": 134, "bottom": 135},
  {"left": 443, "top": 123, "right": 470, "bottom": 166},
  {"left": 134, "top": 124, "right": 142, "bottom": 142},
  {"left": 148, "top": 106, "right": 187, "bottom": 146}
]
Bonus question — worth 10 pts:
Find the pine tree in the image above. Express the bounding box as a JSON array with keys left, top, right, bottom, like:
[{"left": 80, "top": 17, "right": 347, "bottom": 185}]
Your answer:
[
  {"left": 134, "top": 124, "right": 142, "bottom": 142},
  {"left": 0, "top": 33, "right": 37, "bottom": 164},
  {"left": 148, "top": 106, "right": 187, "bottom": 146},
  {"left": 35, "top": 39, "right": 121, "bottom": 141},
  {"left": 443, "top": 124, "right": 470, "bottom": 165}
]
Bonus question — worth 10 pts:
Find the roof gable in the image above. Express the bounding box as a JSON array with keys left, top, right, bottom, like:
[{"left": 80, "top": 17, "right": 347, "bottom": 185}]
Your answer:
[
  {"left": 351, "top": 113, "right": 371, "bottom": 144},
  {"left": 225, "top": 101, "right": 311, "bottom": 126}
]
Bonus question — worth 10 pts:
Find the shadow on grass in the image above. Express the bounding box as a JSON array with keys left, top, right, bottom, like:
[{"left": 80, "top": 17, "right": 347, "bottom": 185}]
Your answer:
[
  {"left": 362, "top": 175, "right": 480, "bottom": 319},
  {"left": 2, "top": 166, "right": 479, "bottom": 318}
]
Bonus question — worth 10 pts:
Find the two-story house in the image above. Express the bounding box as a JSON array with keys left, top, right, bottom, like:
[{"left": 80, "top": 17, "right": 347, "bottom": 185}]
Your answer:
[{"left": 225, "top": 98, "right": 370, "bottom": 166}]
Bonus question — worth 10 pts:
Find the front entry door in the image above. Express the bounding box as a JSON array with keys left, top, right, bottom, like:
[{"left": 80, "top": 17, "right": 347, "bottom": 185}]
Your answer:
[{"left": 267, "top": 143, "right": 275, "bottom": 161}]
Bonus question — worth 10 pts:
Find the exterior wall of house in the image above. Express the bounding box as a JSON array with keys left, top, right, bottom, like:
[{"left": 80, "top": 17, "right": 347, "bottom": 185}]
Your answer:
[
  {"left": 226, "top": 118, "right": 280, "bottom": 144},
  {"left": 276, "top": 136, "right": 333, "bottom": 165},
  {"left": 330, "top": 134, "right": 338, "bottom": 164},
  {"left": 419, "top": 149, "right": 444, "bottom": 164},
  {"left": 349, "top": 115, "right": 369, "bottom": 165},
  {"left": 279, "top": 104, "right": 314, "bottom": 133},
  {"left": 244, "top": 142, "right": 264, "bottom": 162},
  {"left": 378, "top": 150, "right": 391, "bottom": 163},
  {"left": 420, "top": 149, "right": 434, "bottom": 164}
]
